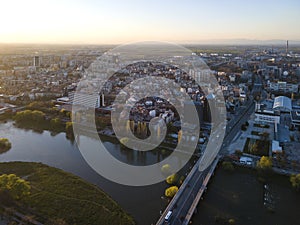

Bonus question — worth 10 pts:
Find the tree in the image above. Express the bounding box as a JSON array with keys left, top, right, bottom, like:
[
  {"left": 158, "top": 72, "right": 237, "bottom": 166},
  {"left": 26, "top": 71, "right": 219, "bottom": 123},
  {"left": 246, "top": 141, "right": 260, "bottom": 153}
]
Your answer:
[
  {"left": 165, "top": 186, "right": 178, "bottom": 198},
  {"left": 222, "top": 161, "right": 234, "bottom": 172},
  {"left": 126, "top": 120, "right": 131, "bottom": 133},
  {"left": 241, "top": 124, "right": 247, "bottom": 131},
  {"left": 0, "top": 174, "right": 31, "bottom": 200},
  {"left": 14, "top": 110, "right": 45, "bottom": 124},
  {"left": 141, "top": 122, "right": 147, "bottom": 137},
  {"left": 50, "top": 118, "right": 62, "bottom": 130},
  {"left": 161, "top": 164, "right": 171, "bottom": 175},
  {"left": 157, "top": 126, "right": 161, "bottom": 138},
  {"left": 257, "top": 156, "right": 272, "bottom": 170},
  {"left": 135, "top": 121, "right": 140, "bottom": 135},
  {"left": 65, "top": 122, "right": 74, "bottom": 139},
  {"left": 166, "top": 174, "right": 178, "bottom": 185},
  {"left": 178, "top": 130, "right": 182, "bottom": 143},
  {"left": 228, "top": 218, "right": 236, "bottom": 224},
  {"left": 59, "top": 109, "right": 67, "bottom": 117},
  {"left": 290, "top": 174, "right": 300, "bottom": 191},
  {"left": 0, "top": 138, "right": 12, "bottom": 153},
  {"left": 250, "top": 142, "right": 259, "bottom": 155},
  {"left": 235, "top": 150, "right": 243, "bottom": 158},
  {"left": 129, "top": 120, "right": 135, "bottom": 133},
  {"left": 120, "top": 137, "right": 129, "bottom": 146}
]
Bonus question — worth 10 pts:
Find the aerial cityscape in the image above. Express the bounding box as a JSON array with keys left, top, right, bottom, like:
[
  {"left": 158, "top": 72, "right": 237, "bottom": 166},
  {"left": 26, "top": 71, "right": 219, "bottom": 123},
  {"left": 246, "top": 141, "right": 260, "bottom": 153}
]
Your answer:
[{"left": 0, "top": 1, "right": 300, "bottom": 225}]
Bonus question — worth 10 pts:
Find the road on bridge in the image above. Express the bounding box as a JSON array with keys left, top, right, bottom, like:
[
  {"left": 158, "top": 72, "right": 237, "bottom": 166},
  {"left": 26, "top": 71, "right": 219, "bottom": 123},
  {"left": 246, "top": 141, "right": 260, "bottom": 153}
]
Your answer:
[{"left": 156, "top": 98, "right": 255, "bottom": 225}]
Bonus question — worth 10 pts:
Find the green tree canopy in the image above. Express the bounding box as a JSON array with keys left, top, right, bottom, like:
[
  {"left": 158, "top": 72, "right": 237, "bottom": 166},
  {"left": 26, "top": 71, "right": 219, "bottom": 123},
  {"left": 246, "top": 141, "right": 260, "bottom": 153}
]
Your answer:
[
  {"left": 50, "top": 117, "right": 61, "bottom": 127},
  {"left": 26, "top": 101, "right": 53, "bottom": 111},
  {"left": 0, "top": 174, "right": 31, "bottom": 199},
  {"left": 14, "top": 110, "right": 45, "bottom": 124},
  {"left": 0, "top": 138, "right": 11, "bottom": 153}
]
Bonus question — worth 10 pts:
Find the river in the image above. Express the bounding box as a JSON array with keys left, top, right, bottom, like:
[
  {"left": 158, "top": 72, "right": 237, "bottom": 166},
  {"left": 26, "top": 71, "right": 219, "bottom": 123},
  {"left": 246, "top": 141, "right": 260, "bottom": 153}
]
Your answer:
[
  {"left": 1, "top": 121, "right": 299, "bottom": 225},
  {"left": 193, "top": 167, "right": 300, "bottom": 225},
  {"left": 0, "top": 121, "right": 169, "bottom": 225}
]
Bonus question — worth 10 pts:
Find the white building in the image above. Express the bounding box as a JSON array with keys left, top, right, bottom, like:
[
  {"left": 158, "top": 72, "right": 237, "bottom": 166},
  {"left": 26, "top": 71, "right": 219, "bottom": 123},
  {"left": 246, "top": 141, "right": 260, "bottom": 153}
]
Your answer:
[
  {"left": 273, "top": 96, "right": 292, "bottom": 113},
  {"left": 272, "top": 140, "right": 282, "bottom": 154},
  {"left": 229, "top": 74, "right": 236, "bottom": 82},
  {"left": 255, "top": 110, "right": 280, "bottom": 124},
  {"left": 57, "top": 92, "right": 105, "bottom": 108},
  {"left": 255, "top": 101, "right": 280, "bottom": 124},
  {"left": 267, "top": 81, "right": 298, "bottom": 93}
]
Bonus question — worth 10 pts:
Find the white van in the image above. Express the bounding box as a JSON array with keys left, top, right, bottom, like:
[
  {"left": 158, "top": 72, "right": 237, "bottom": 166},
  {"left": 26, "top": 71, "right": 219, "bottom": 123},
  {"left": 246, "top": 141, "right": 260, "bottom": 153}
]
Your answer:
[{"left": 164, "top": 210, "right": 172, "bottom": 223}]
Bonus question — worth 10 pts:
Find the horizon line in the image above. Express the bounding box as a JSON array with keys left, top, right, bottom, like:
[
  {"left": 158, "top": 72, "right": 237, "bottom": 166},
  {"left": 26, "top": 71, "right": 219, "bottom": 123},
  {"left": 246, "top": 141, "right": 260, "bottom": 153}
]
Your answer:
[{"left": 1, "top": 39, "right": 300, "bottom": 46}]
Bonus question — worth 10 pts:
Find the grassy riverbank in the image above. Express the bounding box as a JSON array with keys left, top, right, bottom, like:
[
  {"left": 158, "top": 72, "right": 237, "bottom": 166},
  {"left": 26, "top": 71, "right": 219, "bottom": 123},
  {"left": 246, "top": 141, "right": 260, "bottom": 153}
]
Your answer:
[{"left": 0, "top": 162, "right": 135, "bottom": 225}]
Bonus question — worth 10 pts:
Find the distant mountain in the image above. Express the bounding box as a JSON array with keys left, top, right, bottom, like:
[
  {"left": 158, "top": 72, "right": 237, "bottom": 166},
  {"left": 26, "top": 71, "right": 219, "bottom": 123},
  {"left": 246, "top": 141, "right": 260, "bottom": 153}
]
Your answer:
[{"left": 181, "top": 39, "right": 300, "bottom": 46}]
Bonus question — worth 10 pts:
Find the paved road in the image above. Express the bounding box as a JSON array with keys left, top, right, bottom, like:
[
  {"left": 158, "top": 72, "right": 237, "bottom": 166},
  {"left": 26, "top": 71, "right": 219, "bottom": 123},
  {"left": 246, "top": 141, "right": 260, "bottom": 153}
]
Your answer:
[
  {"left": 156, "top": 160, "right": 210, "bottom": 225},
  {"left": 156, "top": 99, "right": 255, "bottom": 225},
  {"left": 221, "top": 100, "right": 255, "bottom": 153}
]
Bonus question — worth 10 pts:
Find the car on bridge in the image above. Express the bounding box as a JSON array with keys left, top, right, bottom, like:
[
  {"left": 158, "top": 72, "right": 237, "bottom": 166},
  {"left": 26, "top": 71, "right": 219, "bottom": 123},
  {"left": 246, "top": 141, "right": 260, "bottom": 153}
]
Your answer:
[{"left": 164, "top": 210, "right": 172, "bottom": 223}]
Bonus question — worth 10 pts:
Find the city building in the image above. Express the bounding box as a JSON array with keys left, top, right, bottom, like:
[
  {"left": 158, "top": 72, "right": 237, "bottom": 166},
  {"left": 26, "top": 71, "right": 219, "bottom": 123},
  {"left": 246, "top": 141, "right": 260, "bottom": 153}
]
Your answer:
[
  {"left": 273, "top": 96, "right": 292, "bottom": 113},
  {"left": 255, "top": 100, "right": 280, "bottom": 124},
  {"left": 267, "top": 81, "right": 298, "bottom": 93},
  {"left": 56, "top": 92, "right": 105, "bottom": 109},
  {"left": 291, "top": 110, "right": 300, "bottom": 127},
  {"left": 33, "top": 56, "right": 40, "bottom": 67}
]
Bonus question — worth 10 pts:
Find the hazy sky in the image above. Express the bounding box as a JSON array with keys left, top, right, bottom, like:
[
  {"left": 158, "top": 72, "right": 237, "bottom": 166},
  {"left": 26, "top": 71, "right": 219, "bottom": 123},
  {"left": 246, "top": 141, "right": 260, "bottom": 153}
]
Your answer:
[{"left": 0, "top": 0, "right": 300, "bottom": 44}]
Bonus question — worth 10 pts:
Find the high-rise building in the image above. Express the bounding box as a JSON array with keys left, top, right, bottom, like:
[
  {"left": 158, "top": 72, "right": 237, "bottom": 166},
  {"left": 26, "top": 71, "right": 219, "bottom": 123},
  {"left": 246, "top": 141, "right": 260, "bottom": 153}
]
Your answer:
[
  {"left": 33, "top": 56, "right": 40, "bottom": 67},
  {"left": 286, "top": 40, "right": 289, "bottom": 56}
]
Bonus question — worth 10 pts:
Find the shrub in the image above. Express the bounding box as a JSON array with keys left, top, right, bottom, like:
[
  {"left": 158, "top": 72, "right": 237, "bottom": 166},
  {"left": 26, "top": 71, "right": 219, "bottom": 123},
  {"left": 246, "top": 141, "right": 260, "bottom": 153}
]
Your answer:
[
  {"left": 0, "top": 138, "right": 11, "bottom": 153},
  {"left": 241, "top": 124, "right": 247, "bottom": 131},
  {"left": 166, "top": 174, "right": 178, "bottom": 185},
  {"left": 228, "top": 218, "right": 236, "bottom": 224},
  {"left": 0, "top": 174, "right": 31, "bottom": 200},
  {"left": 65, "top": 122, "right": 74, "bottom": 139},
  {"left": 222, "top": 161, "right": 234, "bottom": 172},
  {"left": 14, "top": 110, "right": 45, "bottom": 124},
  {"left": 257, "top": 156, "right": 272, "bottom": 170},
  {"left": 235, "top": 150, "right": 243, "bottom": 157},
  {"left": 165, "top": 186, "right": 178, "bottom": 198},
  {"left": 290, "top": 174, "right": 300, "bottom": 191}
]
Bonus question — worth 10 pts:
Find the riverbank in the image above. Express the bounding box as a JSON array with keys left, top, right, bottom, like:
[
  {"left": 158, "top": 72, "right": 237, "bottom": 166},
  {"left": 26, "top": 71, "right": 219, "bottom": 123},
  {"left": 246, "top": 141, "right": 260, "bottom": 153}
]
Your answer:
[{"left": 0, "top": 162, "right": 135, "bottom": 225}]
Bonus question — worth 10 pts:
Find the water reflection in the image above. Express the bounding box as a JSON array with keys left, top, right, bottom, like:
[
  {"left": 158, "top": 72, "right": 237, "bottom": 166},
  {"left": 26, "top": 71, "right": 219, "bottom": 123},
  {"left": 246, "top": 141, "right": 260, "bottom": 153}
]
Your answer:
[{"left": 0, "top": 121, "right": 167, "bottom": 225}]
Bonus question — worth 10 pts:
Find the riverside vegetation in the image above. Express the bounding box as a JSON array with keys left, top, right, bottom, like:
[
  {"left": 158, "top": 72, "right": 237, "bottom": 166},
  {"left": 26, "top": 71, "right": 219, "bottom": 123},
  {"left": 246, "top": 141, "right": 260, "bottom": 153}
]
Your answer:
[{"left": 0, "top": 162, "right": 135, "bottom": 225}]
